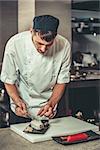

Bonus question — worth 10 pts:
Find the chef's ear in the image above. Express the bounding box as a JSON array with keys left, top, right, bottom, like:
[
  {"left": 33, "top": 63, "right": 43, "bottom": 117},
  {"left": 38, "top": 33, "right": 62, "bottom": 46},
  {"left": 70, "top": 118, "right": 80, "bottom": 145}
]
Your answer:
[{"left": 30, "top": 28, "right": 33, "bottom": 33}]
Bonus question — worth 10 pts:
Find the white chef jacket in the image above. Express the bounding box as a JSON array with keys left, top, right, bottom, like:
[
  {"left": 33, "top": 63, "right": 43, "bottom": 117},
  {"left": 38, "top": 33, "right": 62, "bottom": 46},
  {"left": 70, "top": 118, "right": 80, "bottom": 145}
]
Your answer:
[{"left": 1, "top": 31, "right": 71, "bottom": 113}]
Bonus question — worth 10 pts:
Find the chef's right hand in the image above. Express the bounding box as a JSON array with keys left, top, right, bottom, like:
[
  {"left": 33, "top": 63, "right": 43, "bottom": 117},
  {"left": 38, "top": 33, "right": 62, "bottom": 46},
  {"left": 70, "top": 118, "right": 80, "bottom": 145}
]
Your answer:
[{"left": 15, "top": 100, "right": 28, "bottom": 117}]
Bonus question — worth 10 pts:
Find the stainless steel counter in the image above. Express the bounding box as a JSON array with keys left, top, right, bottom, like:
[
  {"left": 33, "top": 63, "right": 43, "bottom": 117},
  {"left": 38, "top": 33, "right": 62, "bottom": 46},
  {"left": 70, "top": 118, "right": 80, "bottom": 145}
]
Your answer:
[{"left": 0, "top": 128, "right": 100, "bottom": 150}]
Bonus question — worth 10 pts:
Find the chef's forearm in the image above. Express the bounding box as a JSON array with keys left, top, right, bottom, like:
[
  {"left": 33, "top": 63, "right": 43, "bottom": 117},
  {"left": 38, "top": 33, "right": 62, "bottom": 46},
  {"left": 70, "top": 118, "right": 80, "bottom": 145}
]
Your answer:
[
  {"left": 48, "top": 83, "right": 66, "bottom": 108},
  {"left": 4, "top": 83, "right": 21, "bottom": 105}
]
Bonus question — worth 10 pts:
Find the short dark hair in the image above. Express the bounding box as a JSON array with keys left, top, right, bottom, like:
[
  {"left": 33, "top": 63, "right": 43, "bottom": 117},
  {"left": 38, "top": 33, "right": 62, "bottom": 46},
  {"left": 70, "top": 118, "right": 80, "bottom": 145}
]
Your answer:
[{"left": 34, "top": 29, "right": 57, "bottom": 42}]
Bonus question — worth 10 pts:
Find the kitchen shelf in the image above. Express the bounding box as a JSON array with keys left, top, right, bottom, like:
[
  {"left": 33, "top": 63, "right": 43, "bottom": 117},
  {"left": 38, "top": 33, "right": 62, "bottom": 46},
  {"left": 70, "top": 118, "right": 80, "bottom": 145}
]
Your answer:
[{"left": 72, "top": 17, "right": 100, "bottom": 34}]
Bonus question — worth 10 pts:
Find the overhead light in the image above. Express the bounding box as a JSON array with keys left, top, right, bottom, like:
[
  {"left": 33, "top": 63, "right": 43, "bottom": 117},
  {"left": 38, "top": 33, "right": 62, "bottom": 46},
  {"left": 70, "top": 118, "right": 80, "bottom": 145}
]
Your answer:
[
  {"left": 90, "top": 17, "right": 94, "bottom": 21},
  {"left": 93, "top": 32, "right": 97, "bottom": 37}
]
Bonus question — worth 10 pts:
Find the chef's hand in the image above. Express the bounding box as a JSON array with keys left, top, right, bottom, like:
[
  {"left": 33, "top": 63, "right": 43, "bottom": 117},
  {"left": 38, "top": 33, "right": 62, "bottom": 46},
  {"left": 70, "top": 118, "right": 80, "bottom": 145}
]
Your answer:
[
  {"left": 15, "top": 99, "right": 28, "bottom": 117},
  {"left": 37, "top": 103, "right": 55, "bottom": 119}
]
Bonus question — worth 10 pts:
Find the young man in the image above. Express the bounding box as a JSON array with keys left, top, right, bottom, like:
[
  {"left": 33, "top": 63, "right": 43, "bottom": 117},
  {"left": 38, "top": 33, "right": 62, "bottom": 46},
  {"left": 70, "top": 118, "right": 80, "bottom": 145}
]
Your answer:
[{"left": 1, "top": 15, "right": 71, "bottom": 123}]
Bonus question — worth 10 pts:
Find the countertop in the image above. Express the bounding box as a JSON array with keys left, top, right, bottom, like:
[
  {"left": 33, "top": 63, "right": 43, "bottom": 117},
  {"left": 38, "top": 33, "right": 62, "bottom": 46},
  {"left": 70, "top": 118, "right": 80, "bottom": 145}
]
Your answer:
[{"left": 0, "top": 128, "right": 100, "bottom": 150}]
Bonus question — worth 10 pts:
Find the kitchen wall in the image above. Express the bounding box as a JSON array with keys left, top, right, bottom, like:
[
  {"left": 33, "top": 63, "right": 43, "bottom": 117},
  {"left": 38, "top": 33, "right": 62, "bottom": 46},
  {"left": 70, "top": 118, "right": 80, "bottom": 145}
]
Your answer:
[
  {"left": 0, "top": 0, "right": 35, "bottom": 63},
  {"left": 0, "top": 0, "right": 71, "bottom": 63},
  {"left": 18, "top": 0, "right": 35, "bottom": 32},
  {"left": 72, "top": 10, "right": 100, "bottom": 61},
  {"left": 0, "top": 1, "right": 18, "bottom": 63},
  {"left": 35, "top": 0, "right": 71, "bottom": 43}
]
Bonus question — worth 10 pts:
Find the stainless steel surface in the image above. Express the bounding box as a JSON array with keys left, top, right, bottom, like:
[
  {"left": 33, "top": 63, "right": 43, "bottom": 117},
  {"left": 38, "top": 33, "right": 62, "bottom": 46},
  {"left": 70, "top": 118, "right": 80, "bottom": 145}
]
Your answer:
[{"left": 0, "top": 128, "right": 100, "bottom": 150}]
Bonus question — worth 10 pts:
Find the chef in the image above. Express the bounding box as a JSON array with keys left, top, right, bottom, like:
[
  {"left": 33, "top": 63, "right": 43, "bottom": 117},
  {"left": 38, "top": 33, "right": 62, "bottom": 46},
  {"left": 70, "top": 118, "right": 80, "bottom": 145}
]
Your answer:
[{"left": 1, "top": 15, "right": 71, "bottom": 124}]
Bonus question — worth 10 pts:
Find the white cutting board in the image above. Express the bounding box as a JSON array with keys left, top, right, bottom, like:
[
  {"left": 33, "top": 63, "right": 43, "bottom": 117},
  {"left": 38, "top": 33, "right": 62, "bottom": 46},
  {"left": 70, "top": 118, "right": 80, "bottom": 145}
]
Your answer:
[{"left": 10, "top": 116, "right": 99, "bottom": 143}]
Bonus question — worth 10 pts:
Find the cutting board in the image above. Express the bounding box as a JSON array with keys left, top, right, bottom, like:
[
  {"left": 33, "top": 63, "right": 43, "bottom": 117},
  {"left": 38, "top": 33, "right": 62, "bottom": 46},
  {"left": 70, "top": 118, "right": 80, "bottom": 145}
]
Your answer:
[{"left": 10, "top": 116, "right": 99, "bottom": 143}]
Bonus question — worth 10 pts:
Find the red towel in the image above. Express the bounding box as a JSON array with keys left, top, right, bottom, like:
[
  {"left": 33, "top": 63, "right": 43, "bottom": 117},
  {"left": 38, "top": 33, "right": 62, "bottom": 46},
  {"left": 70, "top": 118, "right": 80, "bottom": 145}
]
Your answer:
[{"left": 61, "top": 133, "right": 88, "bottom": 142}]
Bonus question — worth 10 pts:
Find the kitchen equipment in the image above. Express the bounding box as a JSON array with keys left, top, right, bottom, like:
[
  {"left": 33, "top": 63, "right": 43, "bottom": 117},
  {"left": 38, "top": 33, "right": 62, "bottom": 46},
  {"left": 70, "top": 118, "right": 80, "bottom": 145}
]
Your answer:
[
  {"left": 52, "top": 130, "right": 100, "bottom": 145},
  {"left": 0, "top": 88, "right": 4, "bottom": 102},
  {"left": 0, "top": 88, "right": 9, "bottom": 128},
  {"left": 0, "top": 107, "right": 9, "bottom": 128},
  {"left": 10, "top": 116, "right": 99, "bottom": 143}
]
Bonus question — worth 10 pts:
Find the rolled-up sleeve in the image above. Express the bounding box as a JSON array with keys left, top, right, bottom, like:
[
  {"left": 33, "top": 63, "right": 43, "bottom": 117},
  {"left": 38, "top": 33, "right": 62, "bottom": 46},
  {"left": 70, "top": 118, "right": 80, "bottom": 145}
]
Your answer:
[
  {"left": 57, "top": 42, "right": 71, "bottom": 84},
  {"left": 1, "top": 40, "right": 17, "bottom": 84}
]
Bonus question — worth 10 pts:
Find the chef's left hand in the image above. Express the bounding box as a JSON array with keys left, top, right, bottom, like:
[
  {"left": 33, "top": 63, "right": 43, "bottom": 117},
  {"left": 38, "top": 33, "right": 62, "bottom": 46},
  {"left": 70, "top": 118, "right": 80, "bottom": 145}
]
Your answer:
[{"left": 37, "top": 104, "right": 55, "bottom": 118}]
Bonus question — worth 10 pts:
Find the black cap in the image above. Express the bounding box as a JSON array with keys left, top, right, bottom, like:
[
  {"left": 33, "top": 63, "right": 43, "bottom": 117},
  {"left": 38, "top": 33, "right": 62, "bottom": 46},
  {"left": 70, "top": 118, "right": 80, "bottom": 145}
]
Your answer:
[{"left": 33, "top": 15, "right": 59, "bottom": 33}]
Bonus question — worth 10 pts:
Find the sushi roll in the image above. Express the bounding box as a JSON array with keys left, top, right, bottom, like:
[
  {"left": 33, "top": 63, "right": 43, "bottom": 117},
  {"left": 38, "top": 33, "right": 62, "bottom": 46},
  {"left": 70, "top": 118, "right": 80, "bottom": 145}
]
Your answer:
[{"left": 30, "top": 119, "right": 44, "bottom": 130}]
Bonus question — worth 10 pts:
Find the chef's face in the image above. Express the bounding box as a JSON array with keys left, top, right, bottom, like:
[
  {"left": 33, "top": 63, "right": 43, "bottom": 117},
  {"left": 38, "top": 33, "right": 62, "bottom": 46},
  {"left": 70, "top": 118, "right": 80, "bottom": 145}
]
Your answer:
[{"left": 32, "top": 32, "right": 54, "bottom": 54}]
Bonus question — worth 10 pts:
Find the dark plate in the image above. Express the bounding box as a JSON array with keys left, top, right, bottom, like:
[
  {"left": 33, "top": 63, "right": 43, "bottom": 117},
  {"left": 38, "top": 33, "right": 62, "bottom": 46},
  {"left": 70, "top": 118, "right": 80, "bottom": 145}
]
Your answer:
[
  {"left": 23, "top": 124, "right": 50, "bottom": 134},
  {"left": 52, "top": 130, "right": 100, "bottom": 145}
]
